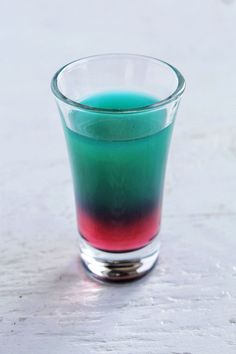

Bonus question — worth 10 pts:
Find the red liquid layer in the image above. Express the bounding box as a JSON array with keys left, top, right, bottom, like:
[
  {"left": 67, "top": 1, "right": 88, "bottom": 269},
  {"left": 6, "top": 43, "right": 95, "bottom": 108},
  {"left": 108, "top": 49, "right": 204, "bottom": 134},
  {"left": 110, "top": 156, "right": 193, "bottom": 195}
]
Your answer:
[{"left": 77, "top": 208, "right": 161, "bottom": 252}]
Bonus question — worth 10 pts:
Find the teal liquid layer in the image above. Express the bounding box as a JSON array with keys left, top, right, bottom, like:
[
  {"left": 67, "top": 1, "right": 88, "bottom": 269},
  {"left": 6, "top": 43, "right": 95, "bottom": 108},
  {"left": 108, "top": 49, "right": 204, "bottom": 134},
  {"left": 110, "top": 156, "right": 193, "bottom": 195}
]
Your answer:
[{"left": 63, "top": 91, "right": 173, "bottom": 251}]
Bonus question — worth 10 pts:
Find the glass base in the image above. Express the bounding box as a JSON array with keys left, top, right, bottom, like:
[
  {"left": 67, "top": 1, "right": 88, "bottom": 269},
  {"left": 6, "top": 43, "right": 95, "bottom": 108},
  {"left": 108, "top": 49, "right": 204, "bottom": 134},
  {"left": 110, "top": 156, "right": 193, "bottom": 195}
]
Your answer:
[{"left": 79, "top": 235, "right": 160, "bottom": 281}]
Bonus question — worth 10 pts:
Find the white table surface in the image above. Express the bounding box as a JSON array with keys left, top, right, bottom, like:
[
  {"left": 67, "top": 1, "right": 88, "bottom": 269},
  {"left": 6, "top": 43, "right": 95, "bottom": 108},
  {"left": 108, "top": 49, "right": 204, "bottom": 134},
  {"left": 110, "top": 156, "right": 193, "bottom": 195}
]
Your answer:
[{"left": 1, "top": 1, "right": 236, "bottom": 353}]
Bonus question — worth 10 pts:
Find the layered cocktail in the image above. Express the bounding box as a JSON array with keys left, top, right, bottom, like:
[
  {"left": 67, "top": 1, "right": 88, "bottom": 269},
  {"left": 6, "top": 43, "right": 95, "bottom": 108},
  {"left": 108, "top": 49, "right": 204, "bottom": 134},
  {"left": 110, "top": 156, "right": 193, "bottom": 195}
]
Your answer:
[{"left": 51, "top": 55, "right": 185, "bottom": 280}]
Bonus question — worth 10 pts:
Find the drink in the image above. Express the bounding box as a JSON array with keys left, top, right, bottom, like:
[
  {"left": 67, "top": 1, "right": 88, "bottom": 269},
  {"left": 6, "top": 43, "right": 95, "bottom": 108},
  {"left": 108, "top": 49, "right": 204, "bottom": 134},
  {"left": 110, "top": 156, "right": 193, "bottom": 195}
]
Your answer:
[
  {"left": 63, "top": 90, "right": 173, "bottom": 252},
  {"left": 52, "top": 54, "right": 185, "bottom": 280}
]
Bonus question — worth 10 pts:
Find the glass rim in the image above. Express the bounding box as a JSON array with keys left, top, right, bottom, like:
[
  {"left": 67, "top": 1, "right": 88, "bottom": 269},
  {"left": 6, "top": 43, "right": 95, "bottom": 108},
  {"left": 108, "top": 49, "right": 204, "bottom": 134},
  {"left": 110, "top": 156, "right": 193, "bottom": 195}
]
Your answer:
[{"left": 51, "top": 53, "right": 185, "bottom": 114}]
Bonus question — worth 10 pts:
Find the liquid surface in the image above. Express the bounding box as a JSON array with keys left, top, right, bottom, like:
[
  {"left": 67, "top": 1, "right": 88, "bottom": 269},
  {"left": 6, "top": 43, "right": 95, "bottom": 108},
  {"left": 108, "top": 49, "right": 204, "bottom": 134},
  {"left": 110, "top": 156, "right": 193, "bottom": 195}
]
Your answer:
[
  {"left": 80, "top": 90, "right": 158, "bottom": 110},
  {"left": 63, "top": 91, "right": 173, "bottom": 251}
]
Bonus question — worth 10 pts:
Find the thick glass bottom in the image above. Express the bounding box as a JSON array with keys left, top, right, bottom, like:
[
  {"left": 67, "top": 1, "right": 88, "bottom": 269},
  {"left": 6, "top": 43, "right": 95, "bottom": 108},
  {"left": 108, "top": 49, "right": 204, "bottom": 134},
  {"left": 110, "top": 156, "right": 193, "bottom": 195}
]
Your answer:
[{"left": 79, "top": 235, "right": 160, "bottom": 281}]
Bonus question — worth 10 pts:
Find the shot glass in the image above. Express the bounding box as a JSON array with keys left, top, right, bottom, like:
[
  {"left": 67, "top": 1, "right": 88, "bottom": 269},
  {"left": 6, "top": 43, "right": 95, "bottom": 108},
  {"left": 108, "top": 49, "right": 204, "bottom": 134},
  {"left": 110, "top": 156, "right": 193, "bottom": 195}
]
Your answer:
[{"left": 51, "top": 54, "right": 185, "bottom": 281}]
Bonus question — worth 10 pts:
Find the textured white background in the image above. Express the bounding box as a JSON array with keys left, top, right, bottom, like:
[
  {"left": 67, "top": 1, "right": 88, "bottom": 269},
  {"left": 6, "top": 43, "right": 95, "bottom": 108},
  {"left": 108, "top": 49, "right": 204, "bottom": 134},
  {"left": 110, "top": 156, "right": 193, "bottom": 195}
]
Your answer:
[{"left": 1, "top": 0, "right": 236, "bottom": 353}]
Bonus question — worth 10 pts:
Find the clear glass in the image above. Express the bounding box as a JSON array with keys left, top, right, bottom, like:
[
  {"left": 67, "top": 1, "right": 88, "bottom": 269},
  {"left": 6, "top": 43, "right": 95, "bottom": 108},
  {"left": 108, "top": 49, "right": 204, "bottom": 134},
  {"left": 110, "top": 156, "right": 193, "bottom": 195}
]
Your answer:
[{"left": 51, "top": 54, "right": 185, "bottom": 281}]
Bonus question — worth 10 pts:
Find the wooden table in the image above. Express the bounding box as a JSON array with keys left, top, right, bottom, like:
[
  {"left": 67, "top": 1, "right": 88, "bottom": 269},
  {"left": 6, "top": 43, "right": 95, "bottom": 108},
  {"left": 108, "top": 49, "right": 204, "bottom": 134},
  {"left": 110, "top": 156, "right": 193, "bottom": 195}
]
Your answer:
[{"left": 1, "top": 1, "right": 236, "bottom": 353}]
